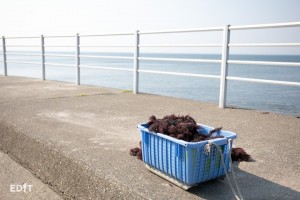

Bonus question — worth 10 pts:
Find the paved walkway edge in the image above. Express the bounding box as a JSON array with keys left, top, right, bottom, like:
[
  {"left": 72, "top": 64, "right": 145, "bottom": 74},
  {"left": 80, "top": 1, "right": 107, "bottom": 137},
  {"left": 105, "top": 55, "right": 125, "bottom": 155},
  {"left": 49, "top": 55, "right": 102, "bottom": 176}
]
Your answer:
[
  {"left": 0, "top": 150, "right": 63, "bottom": 200},
  {"left": 0, "top": 121, "right": 143, "bottom": 200}
]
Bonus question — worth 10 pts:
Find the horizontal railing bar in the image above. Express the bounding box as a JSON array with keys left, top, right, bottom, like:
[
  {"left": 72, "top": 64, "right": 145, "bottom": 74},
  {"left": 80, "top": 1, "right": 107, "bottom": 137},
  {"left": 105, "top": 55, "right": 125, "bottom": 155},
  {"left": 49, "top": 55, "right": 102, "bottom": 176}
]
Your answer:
[
  {"left": 45, "top": 62, "right": 75, "bottom": 67},
  {"left": 139, "top": 27, "right": 223, "bottom": 34},
  {"left": 43, "top": 35, "right": 75, "bottom": 38},
  {"left": 79, "top": 55, "right": 133, "bottom": 60},
  {"left": 139, "top": 44, "right": 222, "bottom": 47},
  {"left": 5, "top": 53, "right": 41, "bottom": 56},
  {"left": 229, "top": 43, "right": 300, "bottom": 47},
  {"left": 5, "top": 45, "right": 40, "bottom": 47},
  {"left": 227, "top": 76, "right": 300, "bottom": 87},
  {"left": 43, "top": 45, "right": 76, "bottom": 47},
  {"left": 139, "top": 57, "right": 221, "bottom": 63},
  {"left": 4, "top": 36, "right": 40, "bottom": 39},
  {"left": 6, "top": 60, "right": 41, "bottom": 65},
  {"left": 80, "top": 32, "right": 134, "bottom": 37},
  {"left": 0, "top": 60, "right": 3, "bottom": 62},
  {"left": 80, "top": 65, "right": 133, "bottom": 71},
  {"left": 138, "top": 69, "right": 220, "bottom": 79},
  {"left": 79, "top": 45, "right": 133, "bottom": 48},
  {"left": 44, "top": 53, "right": 75, "bottom": 57},
  {"left": 227, "top": 60, "right": 300, "bottom": 67},
  {"left": 230, "top": 21, "right": 300, "bottom": 30}
]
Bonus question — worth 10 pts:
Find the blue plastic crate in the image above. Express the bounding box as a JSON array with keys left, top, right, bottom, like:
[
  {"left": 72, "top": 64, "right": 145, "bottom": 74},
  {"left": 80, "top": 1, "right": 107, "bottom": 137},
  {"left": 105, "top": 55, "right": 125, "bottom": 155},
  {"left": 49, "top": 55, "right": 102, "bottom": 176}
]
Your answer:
[{"left": 137, "top": 123, "right": 237, "bottom": 187}]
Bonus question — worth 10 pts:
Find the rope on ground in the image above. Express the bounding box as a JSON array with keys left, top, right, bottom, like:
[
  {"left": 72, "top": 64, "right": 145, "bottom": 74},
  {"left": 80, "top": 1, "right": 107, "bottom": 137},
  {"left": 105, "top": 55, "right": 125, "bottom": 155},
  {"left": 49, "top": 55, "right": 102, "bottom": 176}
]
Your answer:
[{"left": 209, "top": 140, "right": 244, "bottom": 200}]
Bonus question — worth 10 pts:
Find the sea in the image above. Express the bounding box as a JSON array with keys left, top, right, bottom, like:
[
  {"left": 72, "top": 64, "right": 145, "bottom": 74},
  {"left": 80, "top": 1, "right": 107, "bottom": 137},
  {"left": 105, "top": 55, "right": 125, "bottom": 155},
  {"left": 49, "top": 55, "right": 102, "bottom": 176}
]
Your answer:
[{"left": 1, "top": 52, "right": 300, "bottom": 116}]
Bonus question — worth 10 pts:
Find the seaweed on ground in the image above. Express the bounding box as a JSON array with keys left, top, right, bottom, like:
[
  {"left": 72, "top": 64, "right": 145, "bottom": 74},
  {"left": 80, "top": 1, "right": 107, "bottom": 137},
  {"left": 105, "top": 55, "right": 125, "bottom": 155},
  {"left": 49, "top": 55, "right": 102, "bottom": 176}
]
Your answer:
[
  {"left": 129, "top": 141, "right": 142, "bottom": 160},
  {"left": 231, "top": 147, "right": 251, "bottom": 162}
]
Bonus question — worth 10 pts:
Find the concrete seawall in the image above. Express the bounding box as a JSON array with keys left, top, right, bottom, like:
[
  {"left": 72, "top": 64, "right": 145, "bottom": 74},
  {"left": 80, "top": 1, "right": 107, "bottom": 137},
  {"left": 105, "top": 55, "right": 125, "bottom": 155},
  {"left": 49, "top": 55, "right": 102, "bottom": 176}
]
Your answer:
[{"left": 0, "top": 76, "right": 299, "bottom": 199}]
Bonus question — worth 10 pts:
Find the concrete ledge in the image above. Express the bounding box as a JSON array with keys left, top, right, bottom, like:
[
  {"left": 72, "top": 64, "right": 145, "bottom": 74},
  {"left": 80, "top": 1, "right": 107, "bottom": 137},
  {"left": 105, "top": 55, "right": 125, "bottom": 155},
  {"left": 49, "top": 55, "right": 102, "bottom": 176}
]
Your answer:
[
  {"left": 0, "top": 121, "right": 142, "bottom": 199},
  {"left": 0, "top": 76, "right": 300, "bottom": 199}
]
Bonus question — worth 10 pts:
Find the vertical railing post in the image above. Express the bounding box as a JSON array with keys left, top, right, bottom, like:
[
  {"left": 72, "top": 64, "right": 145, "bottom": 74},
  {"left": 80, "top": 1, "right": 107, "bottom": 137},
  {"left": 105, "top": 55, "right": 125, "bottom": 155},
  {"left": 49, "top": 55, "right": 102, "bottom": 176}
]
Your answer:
[
  {"left": 2, "top": 36, "right": 7, "bottom": 76},
  {"left": 133, "top": 30, "right": 140, "bottom": 94},
  {"left": 41, "top": 35, "right": 46, "bottom": 80},
  {"left": 76, "top": 33, "right": 80, "bottom": 85},
  {"left": 219, "top": 24, "right": 230, "bottom": 108}
]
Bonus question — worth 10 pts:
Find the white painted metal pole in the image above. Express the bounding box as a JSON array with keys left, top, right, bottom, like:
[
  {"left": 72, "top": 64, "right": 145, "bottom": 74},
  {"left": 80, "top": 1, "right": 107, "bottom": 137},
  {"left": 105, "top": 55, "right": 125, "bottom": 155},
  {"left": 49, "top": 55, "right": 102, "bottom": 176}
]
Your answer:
[
  {"left": 133, "top": 30, "right": 140, "bottom": 94},
  {"left": 219, "top": 25, "right": 230, "bottom": 108},
  {"left": 41, "top": 35, "right": 46, "bottom": 80},
  {"left": 2, "top": 36, "right": 7, "bottom": 76},
  {"left": 76, "top": 33, "right": 80, "bottom": 85}
]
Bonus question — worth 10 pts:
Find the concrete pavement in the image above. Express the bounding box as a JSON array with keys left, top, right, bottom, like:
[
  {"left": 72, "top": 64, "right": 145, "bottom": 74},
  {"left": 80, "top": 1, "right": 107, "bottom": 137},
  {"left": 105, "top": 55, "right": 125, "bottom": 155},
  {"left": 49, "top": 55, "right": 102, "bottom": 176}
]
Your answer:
[{"left": 0, "top": 75, "right": 299, "bottom": 199}]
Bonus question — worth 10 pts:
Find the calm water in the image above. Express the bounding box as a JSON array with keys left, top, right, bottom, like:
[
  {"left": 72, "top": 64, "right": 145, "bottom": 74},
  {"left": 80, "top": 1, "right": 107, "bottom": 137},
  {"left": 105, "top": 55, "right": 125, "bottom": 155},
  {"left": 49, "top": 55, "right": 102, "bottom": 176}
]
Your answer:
[{"left": 1, "top": 52, "right": 300, "bottom": 116}]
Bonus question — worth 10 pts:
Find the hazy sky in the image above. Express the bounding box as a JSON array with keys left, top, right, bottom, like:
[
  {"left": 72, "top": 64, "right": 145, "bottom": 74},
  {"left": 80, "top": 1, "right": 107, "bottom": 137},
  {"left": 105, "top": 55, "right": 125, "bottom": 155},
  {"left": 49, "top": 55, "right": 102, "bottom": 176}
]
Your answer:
[
  {"left": 1, "top": 0, "right": 300, "bottom": 54},
  {"left": 1, "top": 0, "right": 299, "bottom": 34}
]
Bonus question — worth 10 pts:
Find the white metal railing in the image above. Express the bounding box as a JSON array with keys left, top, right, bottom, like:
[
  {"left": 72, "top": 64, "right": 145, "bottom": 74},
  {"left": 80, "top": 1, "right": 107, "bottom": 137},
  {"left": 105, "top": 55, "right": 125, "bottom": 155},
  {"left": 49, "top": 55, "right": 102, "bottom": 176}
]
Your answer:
[
  {"left": 1, "top": 22, "right": 300, "bottom": 109},
  {"left": 227, "top": 60, "right": 300, "bottom": 67},
  {"left": 138, "top": 26, "right": 223, "bottom": 34},
  {"left": 79, "top": 55, "right": 132, "bottom": 60},
  {"left": 138, "top": 57, "right": 221, "bottom": 63}
]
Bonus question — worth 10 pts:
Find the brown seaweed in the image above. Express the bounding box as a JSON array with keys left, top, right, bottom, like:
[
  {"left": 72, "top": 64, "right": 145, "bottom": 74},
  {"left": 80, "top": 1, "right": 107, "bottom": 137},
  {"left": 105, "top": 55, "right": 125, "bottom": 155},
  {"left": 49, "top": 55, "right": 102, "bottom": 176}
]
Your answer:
[
  {"left": 147, "top": 115, "right": 222, "bottom": 142},
  {"left": 231, "top": 147, "right": 251, "bottom": 162},
  {"left": 130, "top": 141, "right": 142, "bottom": 160}
]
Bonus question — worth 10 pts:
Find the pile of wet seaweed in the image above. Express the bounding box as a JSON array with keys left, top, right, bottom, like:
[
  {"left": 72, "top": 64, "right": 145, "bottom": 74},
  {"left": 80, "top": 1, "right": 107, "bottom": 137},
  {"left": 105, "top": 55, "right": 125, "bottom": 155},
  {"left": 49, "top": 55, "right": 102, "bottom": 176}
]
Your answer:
[
  {"left": 147, "top": 114, "right": 223, "bottom": 142},
  {"left": 130, "top": 114, "right": 251, "bottom": 162}
]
